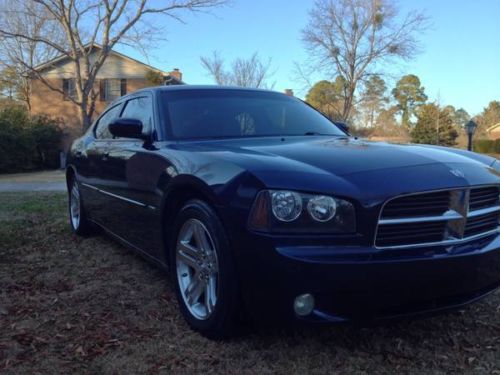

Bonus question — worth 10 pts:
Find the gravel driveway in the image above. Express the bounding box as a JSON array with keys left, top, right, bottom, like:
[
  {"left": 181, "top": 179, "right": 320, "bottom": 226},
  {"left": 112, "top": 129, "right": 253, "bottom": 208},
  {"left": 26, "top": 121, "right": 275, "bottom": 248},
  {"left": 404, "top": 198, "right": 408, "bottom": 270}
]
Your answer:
[{"left": 0, "top": 170, "right": 66, "bottom": 192}]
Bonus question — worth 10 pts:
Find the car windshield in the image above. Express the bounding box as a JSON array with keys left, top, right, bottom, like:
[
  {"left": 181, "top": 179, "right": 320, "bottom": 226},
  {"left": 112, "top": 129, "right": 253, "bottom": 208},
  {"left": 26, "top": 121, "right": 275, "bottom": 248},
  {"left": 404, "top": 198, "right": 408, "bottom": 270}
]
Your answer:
[{"left": 162, "top": 89, "right": 346, "bottom": 140}]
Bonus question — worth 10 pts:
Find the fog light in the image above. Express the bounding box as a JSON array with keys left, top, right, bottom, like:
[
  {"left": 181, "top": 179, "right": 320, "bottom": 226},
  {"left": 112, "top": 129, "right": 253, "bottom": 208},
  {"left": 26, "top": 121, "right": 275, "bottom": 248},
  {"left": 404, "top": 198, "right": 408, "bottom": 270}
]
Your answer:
[{"left": 294, "top": 293, "right": 315, "bottom": 316}]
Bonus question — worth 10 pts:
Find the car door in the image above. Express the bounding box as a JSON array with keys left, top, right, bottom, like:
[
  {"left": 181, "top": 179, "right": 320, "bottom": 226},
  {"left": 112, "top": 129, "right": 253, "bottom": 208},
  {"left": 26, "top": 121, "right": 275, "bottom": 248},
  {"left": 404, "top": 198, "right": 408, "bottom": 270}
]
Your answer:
[
  {"left": 83, "top": 103, "right": 123, "bottom": 226},
  {"left": 103, "top": 93, "right": 163, "bottom": 257}
]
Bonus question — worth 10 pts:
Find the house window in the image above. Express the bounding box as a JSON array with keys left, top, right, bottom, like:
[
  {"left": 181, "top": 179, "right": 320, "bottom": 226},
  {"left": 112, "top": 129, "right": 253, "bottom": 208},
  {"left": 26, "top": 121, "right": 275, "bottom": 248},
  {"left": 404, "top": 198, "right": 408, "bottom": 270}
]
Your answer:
[
  {"left": 106, "top": 79, "right": 121, "bottom": 101},
  {"left": 100, "top": 79, "right": 127, "bottom": 102},
  {"left": 62, "top": 78, "right": 77, "bottom": 100}
]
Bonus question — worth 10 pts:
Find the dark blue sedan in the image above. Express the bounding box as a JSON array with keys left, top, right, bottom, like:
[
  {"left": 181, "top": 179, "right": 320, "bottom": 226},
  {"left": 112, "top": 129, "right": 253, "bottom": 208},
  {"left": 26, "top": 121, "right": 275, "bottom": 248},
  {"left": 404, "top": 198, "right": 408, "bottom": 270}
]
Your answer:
[{"left": 66, "top": 86, "right": 500, "bottom": 338}]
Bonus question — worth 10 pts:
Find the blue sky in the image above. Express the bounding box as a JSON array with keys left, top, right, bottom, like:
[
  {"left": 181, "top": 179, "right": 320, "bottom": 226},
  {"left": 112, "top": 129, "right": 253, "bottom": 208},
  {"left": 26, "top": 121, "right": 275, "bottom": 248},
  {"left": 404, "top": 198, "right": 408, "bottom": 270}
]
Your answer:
[{"left": 120, "top": 0, "right": 500, "bottom": 116}]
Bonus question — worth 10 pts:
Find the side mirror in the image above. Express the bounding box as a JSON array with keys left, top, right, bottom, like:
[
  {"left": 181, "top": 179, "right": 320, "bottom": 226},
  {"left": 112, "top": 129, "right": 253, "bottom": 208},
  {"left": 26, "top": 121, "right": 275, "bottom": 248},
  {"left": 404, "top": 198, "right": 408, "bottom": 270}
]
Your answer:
[
  {"left": 109, "top": 118, "right": 147, "bottom": 139},
  {"left": 334, "top": 121, "right": 350, "bottom": 134}
]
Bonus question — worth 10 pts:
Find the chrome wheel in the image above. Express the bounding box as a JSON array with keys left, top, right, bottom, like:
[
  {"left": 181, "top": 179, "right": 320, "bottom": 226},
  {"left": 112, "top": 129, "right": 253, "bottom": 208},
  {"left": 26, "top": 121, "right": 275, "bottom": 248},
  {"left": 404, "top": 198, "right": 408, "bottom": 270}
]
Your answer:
[
  {"left": 176, "top": 218, "right": 219, "bottom": 320},
  {"left": 70, "top": 184, "right": 81, "bottom": 230}
]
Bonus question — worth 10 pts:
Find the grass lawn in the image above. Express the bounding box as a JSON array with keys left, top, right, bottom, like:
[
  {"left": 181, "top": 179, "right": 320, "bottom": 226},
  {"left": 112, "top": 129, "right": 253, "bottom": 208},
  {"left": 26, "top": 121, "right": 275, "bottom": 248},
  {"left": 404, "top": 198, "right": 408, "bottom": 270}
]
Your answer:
[{"left": 1, "top": 192, "right": 499, "bottom": 374}]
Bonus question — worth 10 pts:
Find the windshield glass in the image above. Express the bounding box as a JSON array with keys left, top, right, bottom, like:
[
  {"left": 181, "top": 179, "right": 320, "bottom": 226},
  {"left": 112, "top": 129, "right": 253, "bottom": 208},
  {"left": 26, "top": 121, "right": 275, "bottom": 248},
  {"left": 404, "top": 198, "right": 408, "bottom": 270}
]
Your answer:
[{"left": 162, "top": 89, "right": 346, "bottom": 140}]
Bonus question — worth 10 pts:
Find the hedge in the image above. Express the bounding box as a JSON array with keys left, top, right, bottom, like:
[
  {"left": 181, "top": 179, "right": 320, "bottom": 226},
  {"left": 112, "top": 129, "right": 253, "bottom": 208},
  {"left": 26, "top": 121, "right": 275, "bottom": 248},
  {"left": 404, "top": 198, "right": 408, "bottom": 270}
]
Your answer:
[
  {"left": 0, "top": 106, "right": 63, "bottom": 173},
  {"left": 473, "top": 139, "right": 500, "bottom": 154}
]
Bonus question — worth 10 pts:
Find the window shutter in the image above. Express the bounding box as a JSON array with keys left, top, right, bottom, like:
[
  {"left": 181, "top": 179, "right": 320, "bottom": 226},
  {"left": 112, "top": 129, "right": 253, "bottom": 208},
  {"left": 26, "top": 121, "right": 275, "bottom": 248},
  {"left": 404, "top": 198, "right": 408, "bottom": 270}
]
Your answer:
[
  {"left": 99, "top": 79, "right": 106, "bottom": 102},
  {"left": 62, "top": 79, "right": 69, "bottom": 100},
  {"left": 120, "top": 79, "right": 127, "bottom": 96}
]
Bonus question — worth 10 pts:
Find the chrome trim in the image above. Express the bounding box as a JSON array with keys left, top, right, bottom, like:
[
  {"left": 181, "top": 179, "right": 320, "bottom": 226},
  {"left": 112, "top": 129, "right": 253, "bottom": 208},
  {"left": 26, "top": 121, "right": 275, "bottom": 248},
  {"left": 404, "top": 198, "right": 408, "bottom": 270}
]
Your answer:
[
  {"left": 375, "top": 185, "right": 500, "bottom": 249},
  {"left": 81, "top": 182, "right": 156, "bottom": 210},
  {"left": 378, "top": 211, "right": 462, "bottom": 225},
  {"left": 81, "top": 182, "right": 99, "bottom": 191},
  {"left": 98, "top": 188, "right": 145, "bottom": 207},
  {"left": 467, "top": 205, "right": 500, "bottom": 218},
  {"left": 374, "top": 228, "right": 500, "bottom": 250}
]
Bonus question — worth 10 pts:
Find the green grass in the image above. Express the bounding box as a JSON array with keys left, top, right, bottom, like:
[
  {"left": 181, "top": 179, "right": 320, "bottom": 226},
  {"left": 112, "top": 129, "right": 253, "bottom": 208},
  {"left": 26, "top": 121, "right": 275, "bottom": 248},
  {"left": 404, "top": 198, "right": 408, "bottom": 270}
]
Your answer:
[
  {"left": 0, "top": 192, "right": 66, "bottom": 249},
  {"left": 1, "top": 193, "right": 499, "bottom": 374},
  {"left": 0, "top": 191, "right": 66, "bottom": 216}
]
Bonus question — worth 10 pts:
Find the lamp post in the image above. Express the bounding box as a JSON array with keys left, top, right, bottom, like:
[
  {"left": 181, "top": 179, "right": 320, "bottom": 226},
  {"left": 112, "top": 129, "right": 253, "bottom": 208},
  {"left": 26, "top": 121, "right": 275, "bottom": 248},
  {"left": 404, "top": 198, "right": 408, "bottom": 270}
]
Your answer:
[{"left": 465, "top": 120, "right": 477, "bottom": 151}]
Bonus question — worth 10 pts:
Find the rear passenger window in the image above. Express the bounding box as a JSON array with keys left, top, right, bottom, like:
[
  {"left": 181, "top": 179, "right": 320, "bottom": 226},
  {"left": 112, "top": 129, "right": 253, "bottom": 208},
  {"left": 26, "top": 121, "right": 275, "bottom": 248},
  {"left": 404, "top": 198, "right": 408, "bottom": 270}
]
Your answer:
[
  {"left": 121, "top": 96, "right": 153, "bottom": 134},
  {"left": 95, "top": 105, "right": 122, "bottom": 139}
]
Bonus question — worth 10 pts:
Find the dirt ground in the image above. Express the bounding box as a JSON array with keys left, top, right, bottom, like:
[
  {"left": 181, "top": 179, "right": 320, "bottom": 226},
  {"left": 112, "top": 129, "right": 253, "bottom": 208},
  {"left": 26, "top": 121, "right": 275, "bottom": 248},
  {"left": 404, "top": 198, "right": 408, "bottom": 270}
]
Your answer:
[{"left": 0, "top": 192, "right": 499, "bottom": 374}]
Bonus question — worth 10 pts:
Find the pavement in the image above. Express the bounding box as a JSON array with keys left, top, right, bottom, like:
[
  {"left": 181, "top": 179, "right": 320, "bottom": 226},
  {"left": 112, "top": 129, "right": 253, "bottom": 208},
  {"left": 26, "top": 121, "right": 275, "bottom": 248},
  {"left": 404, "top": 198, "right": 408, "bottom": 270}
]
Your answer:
[{"left": 0, "top": 170, "right": 66, "bottom": 192}]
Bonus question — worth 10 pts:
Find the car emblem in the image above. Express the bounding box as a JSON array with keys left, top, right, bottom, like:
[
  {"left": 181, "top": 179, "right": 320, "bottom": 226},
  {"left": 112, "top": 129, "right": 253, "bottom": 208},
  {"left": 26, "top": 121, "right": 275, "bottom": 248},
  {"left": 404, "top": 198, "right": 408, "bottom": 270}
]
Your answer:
[{"left": 450, "top": 169, "right": 465, "bottom": 178}]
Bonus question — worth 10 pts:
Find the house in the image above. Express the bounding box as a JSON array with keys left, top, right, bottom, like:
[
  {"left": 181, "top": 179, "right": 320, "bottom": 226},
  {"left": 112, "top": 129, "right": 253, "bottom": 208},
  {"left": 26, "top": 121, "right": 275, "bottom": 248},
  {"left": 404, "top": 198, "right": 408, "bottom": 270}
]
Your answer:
[
  {"left": 487, "top": 123, "right": 500, "bottom": 140},
  {"left": 30, "top": 44, "right": 183, "bottom": 148}
]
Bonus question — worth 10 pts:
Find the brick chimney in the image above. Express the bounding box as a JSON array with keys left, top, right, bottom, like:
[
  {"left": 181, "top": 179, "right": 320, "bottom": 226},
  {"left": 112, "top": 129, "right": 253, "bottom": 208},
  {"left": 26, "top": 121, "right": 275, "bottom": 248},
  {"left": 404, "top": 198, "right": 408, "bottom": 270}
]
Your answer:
[
  {"left": 169, "top": 68, "right": 182, "bottom": 82},
  {"left": 284, "top": 89, "right": 294, "bottom": 96}
]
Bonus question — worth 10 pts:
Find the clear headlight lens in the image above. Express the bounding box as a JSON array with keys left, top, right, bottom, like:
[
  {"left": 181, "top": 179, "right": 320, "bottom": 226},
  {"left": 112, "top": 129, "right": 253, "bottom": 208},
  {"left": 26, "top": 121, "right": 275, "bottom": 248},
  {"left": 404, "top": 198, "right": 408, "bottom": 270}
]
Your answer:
[
  {"left": 248, "top": 189, "right": 356, "bottom": 234},
  {"left": 271, "top": 191, "right": 302, "bottom": 222},
  {"left": 307, "top": 195, "right": 337, "bottom": 222}
]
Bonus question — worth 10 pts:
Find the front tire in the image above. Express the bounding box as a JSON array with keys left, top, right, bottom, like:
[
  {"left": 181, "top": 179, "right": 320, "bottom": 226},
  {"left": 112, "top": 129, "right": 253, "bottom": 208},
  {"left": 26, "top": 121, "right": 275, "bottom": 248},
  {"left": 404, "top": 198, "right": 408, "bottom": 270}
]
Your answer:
[
  {"left": 171, "top": 199, "right": 241, "bottom": 339},
  {"left": 68, "top": 178, "right": 93, "bottom": 236}
]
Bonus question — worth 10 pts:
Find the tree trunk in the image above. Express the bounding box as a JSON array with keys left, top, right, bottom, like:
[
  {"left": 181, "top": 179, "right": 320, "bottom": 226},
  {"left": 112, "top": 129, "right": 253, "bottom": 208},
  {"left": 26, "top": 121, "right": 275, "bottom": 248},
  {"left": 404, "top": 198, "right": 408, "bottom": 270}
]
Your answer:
[
  {"left": 79, "top": 103, "right": 92, "bottom": 130},
  {"left": 402, "top": 109, "right": 410, "bottom": 129},
  {"left": 342, "top": 86, "right": 356, "bottom": 121}
]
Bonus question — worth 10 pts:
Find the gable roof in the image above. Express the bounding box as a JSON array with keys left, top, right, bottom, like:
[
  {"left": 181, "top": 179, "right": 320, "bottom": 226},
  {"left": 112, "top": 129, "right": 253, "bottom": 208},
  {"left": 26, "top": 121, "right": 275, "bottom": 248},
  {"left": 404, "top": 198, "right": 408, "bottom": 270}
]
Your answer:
[{"left": 33, "top": 43, "right": 183, "bottom": 83}]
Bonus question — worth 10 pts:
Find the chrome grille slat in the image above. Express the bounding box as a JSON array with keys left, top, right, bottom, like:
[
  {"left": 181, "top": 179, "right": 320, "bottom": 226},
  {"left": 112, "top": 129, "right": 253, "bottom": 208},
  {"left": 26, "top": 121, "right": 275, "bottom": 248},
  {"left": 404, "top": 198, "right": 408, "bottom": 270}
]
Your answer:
[
  {"left": 379, "top": 211, "right": 462, "bottom": 225},
  {"left": 375, "top": 186, "right": 500, "bottom": 249}
]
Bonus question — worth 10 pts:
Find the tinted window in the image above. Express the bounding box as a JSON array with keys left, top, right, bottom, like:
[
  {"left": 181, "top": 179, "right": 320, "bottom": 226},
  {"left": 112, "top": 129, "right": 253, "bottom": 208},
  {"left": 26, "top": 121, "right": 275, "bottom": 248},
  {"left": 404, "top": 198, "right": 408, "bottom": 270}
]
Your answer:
[
  {"left": 162, "top": 90, "right": 346, "bottom": 139},
  {"left": 121, "top": 96, "right": 153, "bottom": 134},
  {"left": 95, "top": 105, "right": 122, "bottom": 139}
]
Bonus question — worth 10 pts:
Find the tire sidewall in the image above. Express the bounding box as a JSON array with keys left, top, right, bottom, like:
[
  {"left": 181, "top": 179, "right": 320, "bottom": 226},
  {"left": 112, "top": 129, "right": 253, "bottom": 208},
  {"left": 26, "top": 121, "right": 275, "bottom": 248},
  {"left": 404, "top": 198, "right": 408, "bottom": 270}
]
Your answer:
[{"left": 170, "top": 199, "right": 238, "bottom": 337}]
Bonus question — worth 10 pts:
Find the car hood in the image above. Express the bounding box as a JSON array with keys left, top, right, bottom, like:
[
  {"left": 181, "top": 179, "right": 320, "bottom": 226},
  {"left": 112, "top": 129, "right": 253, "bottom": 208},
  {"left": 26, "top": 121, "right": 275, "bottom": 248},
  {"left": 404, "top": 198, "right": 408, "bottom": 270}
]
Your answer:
[{"left": 171, "top": 136, "right": 499, "bottom": 200}]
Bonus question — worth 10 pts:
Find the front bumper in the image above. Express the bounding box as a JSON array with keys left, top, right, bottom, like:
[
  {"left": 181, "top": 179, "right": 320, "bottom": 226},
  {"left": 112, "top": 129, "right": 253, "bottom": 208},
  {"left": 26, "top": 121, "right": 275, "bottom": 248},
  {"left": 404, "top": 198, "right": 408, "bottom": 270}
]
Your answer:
[{"left": 237, "top": 232, "right": 500, "bottom": 324}]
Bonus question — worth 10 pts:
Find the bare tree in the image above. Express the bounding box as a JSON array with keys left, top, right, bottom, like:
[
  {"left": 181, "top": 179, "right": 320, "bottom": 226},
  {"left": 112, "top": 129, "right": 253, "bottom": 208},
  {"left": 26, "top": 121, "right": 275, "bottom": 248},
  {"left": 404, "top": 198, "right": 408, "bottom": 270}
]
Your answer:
[
  {"left": 201, "top": 51, "right": 275, "bottom": 88},
  {"left": 0, "top": 0, "right": 226, "bottom": 129},
  {"left": 302, "top": 0, "right": 428, "bottom": 121},
  {"left": 0, "top": 0, "right": 65, "bottom": 110}
]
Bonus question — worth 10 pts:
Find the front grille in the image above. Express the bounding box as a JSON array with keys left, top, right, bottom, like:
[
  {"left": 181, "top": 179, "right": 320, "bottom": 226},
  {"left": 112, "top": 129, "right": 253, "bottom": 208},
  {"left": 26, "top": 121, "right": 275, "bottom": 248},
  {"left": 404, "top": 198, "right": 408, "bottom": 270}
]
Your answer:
[
  {"left": 464, "top": 212, "right": 499, "bottom": 237},
  {"left": 469, "top": 187, "right": 499, "bottom": 211},
  {"left": 381, "top": 191, "right": 450, "bottom": 219},
  {"left": 376, "top": 186, "right": 499, "bottom": 248},
  {"left": 376, "top": 221, "right": 447, "bottom": 247}
]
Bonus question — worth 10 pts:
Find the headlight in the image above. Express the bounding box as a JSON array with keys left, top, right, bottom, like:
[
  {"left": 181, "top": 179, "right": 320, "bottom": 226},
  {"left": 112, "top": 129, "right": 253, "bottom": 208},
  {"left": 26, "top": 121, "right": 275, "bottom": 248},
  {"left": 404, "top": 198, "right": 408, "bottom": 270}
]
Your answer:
[
  {"left": 271, "top": 191, "right": 302, "bottom": 222},
  {"left": 248, "top": 189, "right": 356, "bottom": 233},
  {"left": 307, "top": 195, "right": 337, "bottom": 222}
]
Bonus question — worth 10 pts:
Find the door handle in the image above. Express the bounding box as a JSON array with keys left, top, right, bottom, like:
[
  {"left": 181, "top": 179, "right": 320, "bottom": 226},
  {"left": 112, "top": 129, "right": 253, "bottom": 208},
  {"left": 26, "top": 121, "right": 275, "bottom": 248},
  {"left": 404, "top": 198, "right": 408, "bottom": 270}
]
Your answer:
[
  {"left": 75, "top": 151, "right": 83, "bottom": 158},
  {"left": 102, "top": 152, "right": 110, "bottom": 161}
]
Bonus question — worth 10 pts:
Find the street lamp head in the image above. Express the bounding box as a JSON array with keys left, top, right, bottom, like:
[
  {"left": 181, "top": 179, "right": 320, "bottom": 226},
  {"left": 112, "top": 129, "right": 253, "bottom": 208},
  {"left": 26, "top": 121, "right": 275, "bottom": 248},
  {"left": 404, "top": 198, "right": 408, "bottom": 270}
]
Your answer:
[{"left": 465, "top": 120, "right": 478, "bottom": 136}]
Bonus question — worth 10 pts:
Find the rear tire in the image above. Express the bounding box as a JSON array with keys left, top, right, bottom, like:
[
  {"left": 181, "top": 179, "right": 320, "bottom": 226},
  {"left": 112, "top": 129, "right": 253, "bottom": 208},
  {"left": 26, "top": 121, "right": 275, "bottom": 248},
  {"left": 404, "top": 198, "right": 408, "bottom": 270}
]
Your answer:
[
  {"left": 68, "top": 177, "right": 93, "bottom": 236},
  {"left": 170, "top": 199, "right": 241, "bottom": 339}
]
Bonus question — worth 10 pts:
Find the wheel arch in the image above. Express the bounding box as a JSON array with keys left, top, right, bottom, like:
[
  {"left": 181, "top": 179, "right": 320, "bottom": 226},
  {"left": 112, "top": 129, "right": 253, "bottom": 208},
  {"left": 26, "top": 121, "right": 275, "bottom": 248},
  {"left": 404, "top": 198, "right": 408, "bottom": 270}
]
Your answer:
[
  {"left": 159, "top": 175, "right": 223, "bottom": 266},
  {"left": 65, "top": 165, "right": 77, "bottom": 191}
]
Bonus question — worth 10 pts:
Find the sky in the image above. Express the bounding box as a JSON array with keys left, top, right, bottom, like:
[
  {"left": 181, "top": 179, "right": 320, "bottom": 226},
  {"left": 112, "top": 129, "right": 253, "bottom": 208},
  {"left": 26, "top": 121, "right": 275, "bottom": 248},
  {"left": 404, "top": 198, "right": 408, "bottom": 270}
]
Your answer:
[{"left": 120, "top": 0, "right": 500, "bottom": 116}]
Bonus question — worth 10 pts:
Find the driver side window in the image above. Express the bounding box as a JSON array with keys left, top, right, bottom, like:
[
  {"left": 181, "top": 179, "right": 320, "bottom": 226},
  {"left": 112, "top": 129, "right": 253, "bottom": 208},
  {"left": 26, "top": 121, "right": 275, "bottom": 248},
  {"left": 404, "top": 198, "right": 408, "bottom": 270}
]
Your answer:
[
  {"left": 94, "top": 104, "right": 122, "bottom": 139},
  {"left": 120, "top": 96, "right": 153, "bottom": 134}
]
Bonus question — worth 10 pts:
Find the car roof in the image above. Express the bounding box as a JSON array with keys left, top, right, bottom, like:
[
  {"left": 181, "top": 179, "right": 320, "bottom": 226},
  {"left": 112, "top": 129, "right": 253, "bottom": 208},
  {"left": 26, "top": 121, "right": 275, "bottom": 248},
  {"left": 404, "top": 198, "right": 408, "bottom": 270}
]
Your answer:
[{"left": 132, "top": 85, "right": 285, "bottom": 96}]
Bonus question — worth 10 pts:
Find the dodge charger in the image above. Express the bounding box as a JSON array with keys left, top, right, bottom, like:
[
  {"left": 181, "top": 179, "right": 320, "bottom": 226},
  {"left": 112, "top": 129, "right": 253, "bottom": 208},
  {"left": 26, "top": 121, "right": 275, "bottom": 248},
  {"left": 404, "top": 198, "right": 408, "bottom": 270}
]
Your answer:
[{"left": 66, "top": 86, "right": 500, "bottom": 338}]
